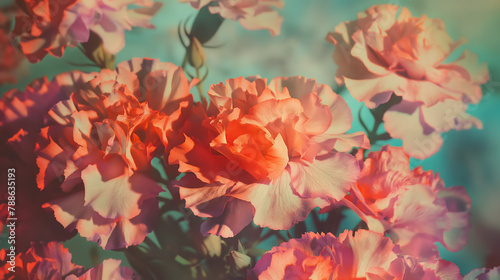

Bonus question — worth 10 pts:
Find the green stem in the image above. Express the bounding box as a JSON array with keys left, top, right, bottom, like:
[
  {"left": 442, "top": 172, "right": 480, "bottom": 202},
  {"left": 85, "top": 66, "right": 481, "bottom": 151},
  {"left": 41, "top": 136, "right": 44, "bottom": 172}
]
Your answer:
[{"left": 195, "top": 67, "right": 207, "bottom": 108}]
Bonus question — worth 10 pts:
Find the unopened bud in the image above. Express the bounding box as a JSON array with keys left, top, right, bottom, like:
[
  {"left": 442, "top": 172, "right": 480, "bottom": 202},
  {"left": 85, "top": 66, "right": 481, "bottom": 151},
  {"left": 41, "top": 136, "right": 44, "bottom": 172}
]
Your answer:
[
  {"left": 81, "top": 31, "right": 116, "bottom": 70},
  {"left": 199, "top": 234, "right": 222, "bottom": 257},
  {"left": 187, "top": 36, "right": 205, "bottom": 69},
  {"left": 229, "top": 250, "right": 252, "bottom": 275}
]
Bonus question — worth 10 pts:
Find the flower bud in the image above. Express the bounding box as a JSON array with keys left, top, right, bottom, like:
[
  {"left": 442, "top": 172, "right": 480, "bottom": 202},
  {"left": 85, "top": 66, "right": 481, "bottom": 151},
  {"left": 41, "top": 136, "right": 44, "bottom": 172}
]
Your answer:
[
  {"left": 199, "top": 234, "right": 222, "bottom": 257},
  {"left": 228, "top": 250, "right": 252, "bottom": 275},
  {"left": 187, "top": 36, "right": 205, "bottom": 69},
  {"left": 190, "top": 5, "right": 224, "bottom": 44},
  {"left": 81, "top": 31, "right": 115, "bottom": 69}
]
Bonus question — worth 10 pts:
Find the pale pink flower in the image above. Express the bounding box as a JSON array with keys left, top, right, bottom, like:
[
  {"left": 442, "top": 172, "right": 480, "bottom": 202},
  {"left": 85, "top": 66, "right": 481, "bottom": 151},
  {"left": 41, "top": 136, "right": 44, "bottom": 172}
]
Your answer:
[
  {"left": 326, "top": 4, "right": 488, "bottom": 159},
  {"left": 37, "top": 58, "right": 194, "bottom": 249},
  {"left": 464, "top": 267, "right": 500, "bottom": 280},
  {"left": 248, "top": 230, "right": 461, "bottom": 280},
  {"left": 169, "top": 76, "right": 369, "bottom": 237},
  {"left": 13, "top": 0, "right": 161, "bottom": 62},
  {"left": 343, "top": 145, "right": 471, "bottom": 259},
  {"left": 179, "top": 0, "right": 284, "bottom": 36}
]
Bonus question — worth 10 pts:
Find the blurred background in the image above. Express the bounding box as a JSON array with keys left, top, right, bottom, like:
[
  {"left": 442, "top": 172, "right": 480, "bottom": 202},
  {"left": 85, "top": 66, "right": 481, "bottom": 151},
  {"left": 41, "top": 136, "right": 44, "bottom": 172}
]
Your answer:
[{"left": 1, "top": 0, "right": 499, "bottom": 276}]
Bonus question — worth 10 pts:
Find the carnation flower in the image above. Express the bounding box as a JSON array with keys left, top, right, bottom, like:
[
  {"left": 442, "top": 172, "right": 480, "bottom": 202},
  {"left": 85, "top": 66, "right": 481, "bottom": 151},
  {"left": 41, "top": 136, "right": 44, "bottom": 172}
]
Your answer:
[
  {"left": 248, "top": 230, "right": 461, "bottom": 279},
  {"left": 0, "top": 242, "right": 135, "bottom": 280},
  {"left": 179, "top": 0, "right": 284, "bottom": 36},
  {"left": 12, "top": 0, "right": 161, "bottom": 62},
  {"left": 342, "top": 145, "right": 471, "bottom": 259},
  {"left": 326, "top": 4, "right": 488, "bottom": 159},
  {"left": 36, "top": 58, "right": 195, "bottom": 249},
  {"left": 169, "top": 76, "right": 369, "bottom": 237}
]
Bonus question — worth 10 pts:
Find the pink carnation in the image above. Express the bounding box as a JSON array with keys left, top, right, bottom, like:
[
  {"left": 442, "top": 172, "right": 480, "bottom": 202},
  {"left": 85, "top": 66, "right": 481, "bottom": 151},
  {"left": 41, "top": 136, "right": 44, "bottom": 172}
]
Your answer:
[
  {"left": 169, "top": 76, "right": 369, "bottom": 237},
  {"left": 37, "top": 58, "right": 195, "bottom": 249},
  {"left": 343, "top": 145, "right": 471, "bottom": 259},
  {"left": 326, "top": 4, "right": 488, "bottom": 159},
  {"left": 13, "top": 0, "right": 161, "bottom": 62},
  {"left": 248, "top": 230, "right": 461, "bottom": 279},
  {"left": 179, "top": 0, "right": 284, "bottom": 36}
]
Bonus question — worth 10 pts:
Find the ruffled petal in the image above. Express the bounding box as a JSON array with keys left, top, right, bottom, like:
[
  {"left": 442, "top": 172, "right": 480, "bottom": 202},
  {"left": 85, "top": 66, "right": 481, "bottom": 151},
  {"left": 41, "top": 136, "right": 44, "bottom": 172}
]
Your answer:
[
  {"left": 384, "top": 101, "right": 443, "bottom": 159},
  {"left": 289, "top": 152, "right": 359, "bottom": 201},
  {"left": 81, "top": 161, "right": 162, "bottom": 219},
  {"left": 238, "top": 170, "right": 327, "bottom": 230}
]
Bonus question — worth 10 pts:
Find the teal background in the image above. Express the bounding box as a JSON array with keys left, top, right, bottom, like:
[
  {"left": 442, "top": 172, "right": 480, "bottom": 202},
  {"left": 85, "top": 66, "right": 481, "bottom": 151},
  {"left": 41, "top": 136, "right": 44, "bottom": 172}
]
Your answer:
[{"left": 1, "top": 0, "right": 500, "bottom": 276}]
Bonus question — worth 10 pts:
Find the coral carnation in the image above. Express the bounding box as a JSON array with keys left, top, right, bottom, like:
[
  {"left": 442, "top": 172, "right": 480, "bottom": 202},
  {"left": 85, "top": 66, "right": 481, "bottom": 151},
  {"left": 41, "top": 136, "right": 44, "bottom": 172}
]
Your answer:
[
  {"left": 170, "top": 76, "right": 369, "bottom": 237},
  {"left": 36, "top": 58, "right": 195, "bottom": 249}
]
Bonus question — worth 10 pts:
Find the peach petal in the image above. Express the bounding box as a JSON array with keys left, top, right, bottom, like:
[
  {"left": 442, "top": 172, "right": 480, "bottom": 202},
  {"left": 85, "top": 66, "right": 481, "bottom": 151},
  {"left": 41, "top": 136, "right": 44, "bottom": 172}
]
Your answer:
[
  {"left": 241, "top": 170, "right": 326, "bottom": 230},
  {"left": 289, "top": 152, "right": 359, "bottom": 201},
  {"left": 82, "top": 162, "right": 162, "bottom": 220},
  {"left": 420, "top": 99, "right": 483, "bottom": 133},
  {"left": 391, "top": 185, "right": 449, "bottom": 247},
  {"left": 384, "top": 102, "right": 443, "bottom": 159}
]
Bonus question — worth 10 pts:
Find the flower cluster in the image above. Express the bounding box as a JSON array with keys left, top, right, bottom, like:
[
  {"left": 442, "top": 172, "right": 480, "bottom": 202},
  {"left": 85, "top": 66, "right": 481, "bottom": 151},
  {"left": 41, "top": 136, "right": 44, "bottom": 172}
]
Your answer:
[
  {"left": 327, "top": 4, "right": 488, "bottom": 158},
  {"left": 0, "top": 2, "right": 496, "bottom": 279}
]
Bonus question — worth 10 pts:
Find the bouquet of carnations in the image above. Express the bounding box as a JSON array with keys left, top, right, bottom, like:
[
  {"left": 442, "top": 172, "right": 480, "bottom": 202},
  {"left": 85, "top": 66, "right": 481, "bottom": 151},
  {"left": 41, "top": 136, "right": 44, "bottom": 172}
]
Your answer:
[{"left": 0, "top": 1, "right": 498, "bottom": 279}]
